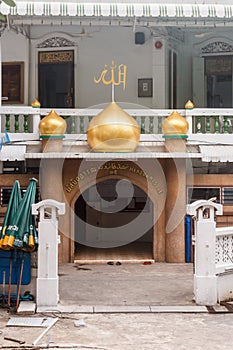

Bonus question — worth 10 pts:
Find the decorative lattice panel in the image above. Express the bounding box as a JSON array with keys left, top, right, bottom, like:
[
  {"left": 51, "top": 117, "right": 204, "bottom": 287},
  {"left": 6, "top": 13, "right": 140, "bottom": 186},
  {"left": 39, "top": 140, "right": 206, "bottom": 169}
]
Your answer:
[{"left": 216, "top": 235, "right": 233, "bottom": 266}]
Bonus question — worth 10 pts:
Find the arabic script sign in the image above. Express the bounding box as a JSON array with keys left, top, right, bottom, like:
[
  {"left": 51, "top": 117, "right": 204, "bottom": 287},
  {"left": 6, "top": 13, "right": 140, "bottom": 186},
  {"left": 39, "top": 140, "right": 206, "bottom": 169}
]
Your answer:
[
  {"left": 94, "top": 61, "right": 127, "bottom": 89},
  {"left": 64, "top": 162, "right": 163, "bottom": 195}
]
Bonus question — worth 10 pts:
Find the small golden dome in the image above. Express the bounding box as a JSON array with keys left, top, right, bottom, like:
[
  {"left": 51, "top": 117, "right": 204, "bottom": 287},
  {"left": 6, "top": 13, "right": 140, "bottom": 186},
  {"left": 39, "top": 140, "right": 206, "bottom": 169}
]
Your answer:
[
  {"left": 31, "top": 99, "right": 41, "bottom": 108},
  {"left": 162, "top": 110, "right": 189, "bottom": 136},
  {"left": 39, "top": 109, "right": 66, "bottom": 135},
  {"left": 87, "top": 102, "right": 140, "bottom": 152},
  {"left": 185, "top": 100, "right": 194, "bottom": 109}
]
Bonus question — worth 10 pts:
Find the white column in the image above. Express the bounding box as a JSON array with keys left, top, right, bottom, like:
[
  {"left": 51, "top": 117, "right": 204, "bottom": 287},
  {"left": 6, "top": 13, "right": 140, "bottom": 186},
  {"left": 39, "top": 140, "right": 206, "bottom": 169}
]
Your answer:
[
  {"left": 192, "top": 57, "right": 205, "bottom": 108},
  {"left": 32, "top": 199, "right": 65, "bottom": 308},
  {"left": 32, "top": 110, "right": 41, "bottom": 135},
  {"left": 194, "top": 214, "right": 217, "bottom": 305},
  {"left": 0, "top": 38, "right": 2, "bottom": 107},
  {"left": 185, "top": 109, "right": 193, "bottom": 136},
  {"left": 187, "top": 200, "right": 222, "bottom": 306},
  {"left": 152, "top": 39, "right": 166, "bottom": 108}
]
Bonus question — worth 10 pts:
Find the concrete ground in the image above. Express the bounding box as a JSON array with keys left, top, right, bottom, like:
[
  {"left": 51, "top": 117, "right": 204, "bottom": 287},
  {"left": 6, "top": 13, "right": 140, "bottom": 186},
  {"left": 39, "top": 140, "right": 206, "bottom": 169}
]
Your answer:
[
  {"left": 0, "top": 263, "right": 233, "bottom": 348},
  {"left": 0, "top": 311, "right": 233, "bottom": 349},
  {"left": 59, "top": 262, "right": 194, "bottom": 307}
]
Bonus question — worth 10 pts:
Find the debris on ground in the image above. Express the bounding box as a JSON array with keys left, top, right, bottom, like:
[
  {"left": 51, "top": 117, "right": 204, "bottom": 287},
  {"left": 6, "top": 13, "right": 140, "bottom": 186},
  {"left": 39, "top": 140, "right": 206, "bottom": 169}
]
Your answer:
[
  {"left": 77, "top": 266, "right": 92, "bottom": 271},
  {"left": 32, "top": 317, "right": 59, "bottom": 346},
  {"left": 4, "top": 335, "right": 25, "bottom": 344},
  {"left": 74, "top": 264, "right": 92, "bottom": 271},
  {"left": 6, "top": 317, "right": 46, "bottom": 327},
  {"left": 107, "top": 261, "right": 121, "bottom": 266},
  {"left": 74, "top": 319, "right": 86, "bottom": 328}
]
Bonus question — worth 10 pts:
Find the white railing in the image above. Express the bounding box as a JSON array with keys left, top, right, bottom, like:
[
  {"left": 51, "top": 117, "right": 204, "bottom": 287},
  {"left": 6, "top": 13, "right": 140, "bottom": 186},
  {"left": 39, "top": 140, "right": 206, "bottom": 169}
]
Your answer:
[
  {"left": 40, "top": 108, "right": 175, "bottom": 136},
  {"left": 215, "top": 226, "right": 233, "bottom": 275},
  {"left": 0, "top": 106, "right": 40, "bottom": 140},
  {"left": 1, "top": 106, "right": 233, "bottom": 142},
  {"left": 186, "top": 200, "right": 233, "bottom": 305}
]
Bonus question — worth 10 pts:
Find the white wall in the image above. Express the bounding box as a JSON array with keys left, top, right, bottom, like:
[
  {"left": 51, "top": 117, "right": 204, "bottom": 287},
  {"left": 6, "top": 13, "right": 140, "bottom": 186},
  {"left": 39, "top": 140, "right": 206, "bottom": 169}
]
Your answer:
[
  {"left": 76, "top": 27, "right": 153, "bottom": 108},
  {"left": 2, "top": 30, "right": 29, "bottom": 105},
  {"left": 1, "top": 25, "right": 206, "bottom": 109},
  {"left": 28, "top": 26, "right": 154, "bottom": 108}
]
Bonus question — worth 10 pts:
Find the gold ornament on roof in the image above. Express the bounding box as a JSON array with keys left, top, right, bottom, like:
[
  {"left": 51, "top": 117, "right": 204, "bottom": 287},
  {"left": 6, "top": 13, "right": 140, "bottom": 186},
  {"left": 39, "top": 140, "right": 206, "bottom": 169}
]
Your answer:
[
  {"left": 39, "top": 109, "right": 67, "bottom": 135},
  {"left": 87, "top": 101, "right": 140, "bottom": 152},
  {"left": 185, "top": 100, "right": 194, "bottom": 109},
  {"left": 162, "top": 110, "right": 188, "bottom": 136},
  {"left": 31, "top": 98, "right": 41, "bottom": 108}
]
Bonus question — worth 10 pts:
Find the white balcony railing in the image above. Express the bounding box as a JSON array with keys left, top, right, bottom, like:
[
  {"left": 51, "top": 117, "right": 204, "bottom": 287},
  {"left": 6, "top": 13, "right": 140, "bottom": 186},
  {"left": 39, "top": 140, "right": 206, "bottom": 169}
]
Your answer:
[
  {"left": 216, "top": 226, "right": 233, "bottom": 275},
  {"left": 1, "top": 106, "right": 233, "bottom": 143}
]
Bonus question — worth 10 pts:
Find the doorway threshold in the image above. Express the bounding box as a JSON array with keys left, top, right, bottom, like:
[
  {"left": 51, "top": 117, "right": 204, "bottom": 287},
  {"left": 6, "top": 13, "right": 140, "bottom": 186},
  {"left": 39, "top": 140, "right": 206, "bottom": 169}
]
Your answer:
[{"left": 74, "top": 242, "right": 154, "bottom": 264}]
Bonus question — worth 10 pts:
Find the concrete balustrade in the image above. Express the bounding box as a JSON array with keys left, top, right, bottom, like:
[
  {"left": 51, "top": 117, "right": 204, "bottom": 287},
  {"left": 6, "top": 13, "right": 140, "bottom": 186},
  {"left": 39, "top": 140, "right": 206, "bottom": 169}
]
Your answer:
[{"left": 0, "top": 106, "right": 233, "bottom": 142}]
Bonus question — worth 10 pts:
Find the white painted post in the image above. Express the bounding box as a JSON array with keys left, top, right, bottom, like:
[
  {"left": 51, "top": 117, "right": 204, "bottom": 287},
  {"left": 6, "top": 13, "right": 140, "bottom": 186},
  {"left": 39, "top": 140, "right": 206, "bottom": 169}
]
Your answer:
[
  {"left": 0, "top": 39, "right": 2, "bottom": 108},
  {"left": 32, "top": 199, "right": 65, "bottom": 307},
  {"left": 32, "top": 109, "right": 41, "bottom": 136},
  {"left": 185, "top": 109, "right": 193, "bottom": 136},
  {"left": 186, "top": 200, "right": 223, "bottom": 306}
]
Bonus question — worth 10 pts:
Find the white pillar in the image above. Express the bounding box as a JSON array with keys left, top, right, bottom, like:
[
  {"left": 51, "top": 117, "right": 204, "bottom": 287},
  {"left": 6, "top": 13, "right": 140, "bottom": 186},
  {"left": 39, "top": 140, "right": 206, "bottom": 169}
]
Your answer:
[
  {"left": 185, "top": 109, "right": 193, "bottom": 136},
  {"left": 32, "top": 110, "right": 41, "bottom": 136},
  {"left": 152, "top": 39, "right": 166, "bottom": 108},
  {"left": 0, "top": 38, "right": 2, "bottom": 107},
  {"left": 187, "top": 200, "right": 223, "bottom": 306},
  {"left": 32, "top": 199, "right": 65, "bottom": 308}
]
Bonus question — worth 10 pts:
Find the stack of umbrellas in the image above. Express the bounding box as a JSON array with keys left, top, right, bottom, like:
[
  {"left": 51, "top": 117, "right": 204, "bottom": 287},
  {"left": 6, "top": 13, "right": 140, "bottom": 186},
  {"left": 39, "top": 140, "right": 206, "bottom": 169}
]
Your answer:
[
  {"left": 0, "top": 178, "right": 38, "bottom": 252},
  {"left": 0, "top": 178, "right": 38, "bottom": 309}
]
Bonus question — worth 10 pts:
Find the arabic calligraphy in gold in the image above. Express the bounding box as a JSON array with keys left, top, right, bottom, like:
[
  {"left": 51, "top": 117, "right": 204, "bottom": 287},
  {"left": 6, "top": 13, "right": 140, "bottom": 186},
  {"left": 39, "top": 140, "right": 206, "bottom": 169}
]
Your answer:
[{"left": 94, "top": 61, "right": 127, "bottom": 89}]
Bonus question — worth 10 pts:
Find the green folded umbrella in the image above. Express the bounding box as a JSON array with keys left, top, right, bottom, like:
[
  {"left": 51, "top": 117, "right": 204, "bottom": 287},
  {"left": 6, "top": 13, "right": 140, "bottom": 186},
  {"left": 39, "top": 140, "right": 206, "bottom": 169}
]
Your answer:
[
  {"left": 2, "top": 178, "right": 38, "bottom": 251},
  {"left": 0, "top": 180, "right": 22, "bottom": 249}
]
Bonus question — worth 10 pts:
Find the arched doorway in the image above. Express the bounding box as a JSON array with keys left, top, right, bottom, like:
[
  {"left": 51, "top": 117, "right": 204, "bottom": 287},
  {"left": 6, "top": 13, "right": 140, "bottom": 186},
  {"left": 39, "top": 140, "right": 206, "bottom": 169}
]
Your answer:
[{"left": 74, "top": 179, "right": 154, "bottom": 263}]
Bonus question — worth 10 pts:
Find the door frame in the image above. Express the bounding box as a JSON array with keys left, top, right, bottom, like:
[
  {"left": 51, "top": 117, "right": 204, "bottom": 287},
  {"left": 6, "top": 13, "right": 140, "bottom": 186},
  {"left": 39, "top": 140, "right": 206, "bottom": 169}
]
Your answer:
[
  {"left": 70, "top": 176, "right": 160, "bottom": 263},
  {"left": 30, "top": 33, "right": 78, "bottom": 107},
  {"left": 193, "top": 37, "right": 233, "bottom": 107},
  {"left": 38, "top": 49, "right": 75, "bottom": 108}
]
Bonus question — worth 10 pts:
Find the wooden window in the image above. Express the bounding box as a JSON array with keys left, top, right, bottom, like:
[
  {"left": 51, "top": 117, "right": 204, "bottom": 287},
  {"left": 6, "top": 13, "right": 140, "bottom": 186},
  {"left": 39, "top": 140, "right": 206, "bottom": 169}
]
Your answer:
[{"left": 2, "top": 62, "right": 24, "bottom": 104}]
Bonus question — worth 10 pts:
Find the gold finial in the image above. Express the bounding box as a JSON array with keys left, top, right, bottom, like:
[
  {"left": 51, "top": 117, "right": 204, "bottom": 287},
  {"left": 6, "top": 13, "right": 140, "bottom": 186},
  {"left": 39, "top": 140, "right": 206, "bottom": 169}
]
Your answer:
[
  {"left": 162, "top": 110, "right": 189, "bottom": 136},
  {"left": 31, "top": 98, "right": 41, "bottom": 108},
  {"left": 185, "top": 100, "right": 194, "bottom": 109},
  {"left": 39, "top": 109, "right": 66, "bottom": 136},
  {"left": 87, "top": 101, "right": 140, "bottom": 152}
]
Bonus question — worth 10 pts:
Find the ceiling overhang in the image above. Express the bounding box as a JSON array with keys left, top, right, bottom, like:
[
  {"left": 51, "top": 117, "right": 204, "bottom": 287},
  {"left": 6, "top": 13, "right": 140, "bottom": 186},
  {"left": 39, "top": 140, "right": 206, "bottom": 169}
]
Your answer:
[{"left": 2, "top": 2, "right": 233, "bottom": 27}]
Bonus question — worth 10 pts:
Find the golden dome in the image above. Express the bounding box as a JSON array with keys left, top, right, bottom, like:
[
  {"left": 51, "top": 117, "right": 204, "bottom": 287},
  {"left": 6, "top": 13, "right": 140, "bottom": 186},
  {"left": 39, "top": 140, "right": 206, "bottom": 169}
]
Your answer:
[
  {"left": 185, "top": 100, "right": 194, "bottom": 109},
  {"left": 87, "top": 102, "right": 140, "bottom": 152},
  {"left": 162, "top": 110, "right": 189, "bottom": 136},
  {"left": 31, "top": 99, "right": 41, "bottom": 108},
  {"left": 39, "top": 109, "right": 67, "bottom": 135}
]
